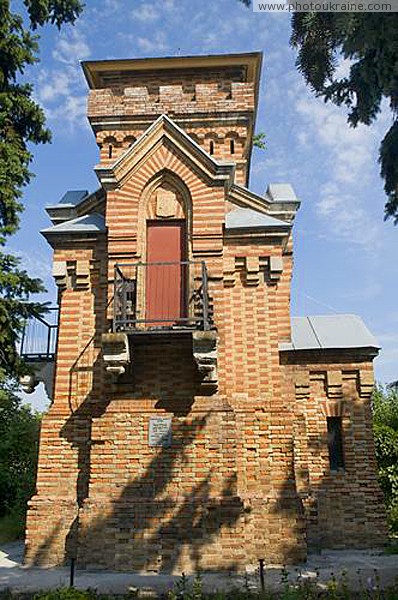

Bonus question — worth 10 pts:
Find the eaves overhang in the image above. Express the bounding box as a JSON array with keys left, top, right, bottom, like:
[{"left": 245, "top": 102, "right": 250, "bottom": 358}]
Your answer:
[
  {"left": 81, "top": 52, "right": 262, "bottom": 96},
  {"left": 224, "top": 206, "right": 291, "bottom": 245},
  {"left": 41, "top": 214, "right": 106, "bottom": 247},
  {"left": 279, "top": 346, "right": 380, "bottom": 361}
]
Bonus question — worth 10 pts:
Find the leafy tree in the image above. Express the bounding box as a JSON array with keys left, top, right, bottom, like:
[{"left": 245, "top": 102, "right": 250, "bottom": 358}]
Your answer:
[
  {"left": 372, "top": 385, "right": 398, "bottom": 533},
  {"left": 0, "top": 385, "right": 41, "bottom": 517},
  {"left": 239, "top": 7, "right": 398, "bottom": 223},
  {"left": 0, "top": 0, "right": 84, "bottom": 382},
  {"left": 290, "top": 14, "right": 398, "bottom": 223}
]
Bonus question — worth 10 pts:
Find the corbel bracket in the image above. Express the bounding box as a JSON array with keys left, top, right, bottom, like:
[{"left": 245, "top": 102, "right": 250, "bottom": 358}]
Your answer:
[
  {"left": 101, "top": 332, "right": 130, "bottom": 376},
  {"left": 192, "top": 330, "right": 218, "bottom": 392}
]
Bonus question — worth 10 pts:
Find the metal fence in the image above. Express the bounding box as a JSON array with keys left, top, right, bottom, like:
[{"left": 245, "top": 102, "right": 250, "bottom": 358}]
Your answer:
[
  {"left": 113, "top": 261, "right": 210, "bottom": 332},
  {"left": 19, "top": 307, "right": 59, "bottom": 361}
]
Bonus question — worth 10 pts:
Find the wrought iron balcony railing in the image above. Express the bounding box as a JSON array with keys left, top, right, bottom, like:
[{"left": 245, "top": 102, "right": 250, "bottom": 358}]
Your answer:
[
  {"left": 113, "top": 261, "right": 211, "bottom": 333},
  {"left": 19, "top": 307, "right": 59, "bottom": 361}
]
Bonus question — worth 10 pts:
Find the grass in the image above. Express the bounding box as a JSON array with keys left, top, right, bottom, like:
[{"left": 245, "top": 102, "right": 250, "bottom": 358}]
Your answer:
[
  {"left": 0, "top": 511, "right": 25, "bottom": 544},
  {"left": 1, "top": 573, "right": 398, "bottom": 600},
  {"left": 383, "top": 536, "right": 398, "bottom": 555}
]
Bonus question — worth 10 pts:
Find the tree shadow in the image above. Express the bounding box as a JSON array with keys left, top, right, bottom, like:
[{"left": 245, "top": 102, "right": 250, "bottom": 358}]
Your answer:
[{"left": 71, "top": 405, "right": 246, "bottom": 573}]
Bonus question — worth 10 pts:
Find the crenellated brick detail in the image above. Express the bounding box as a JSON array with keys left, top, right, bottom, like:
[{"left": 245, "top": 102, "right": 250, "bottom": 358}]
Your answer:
[{"left": 26, "top": 53, "right": 386, "bottom": 572}]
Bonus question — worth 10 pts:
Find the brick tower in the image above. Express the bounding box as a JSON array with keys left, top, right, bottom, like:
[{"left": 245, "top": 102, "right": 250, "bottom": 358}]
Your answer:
[{"left": 24, "top": 53, "right": 386, "bottom": 572}]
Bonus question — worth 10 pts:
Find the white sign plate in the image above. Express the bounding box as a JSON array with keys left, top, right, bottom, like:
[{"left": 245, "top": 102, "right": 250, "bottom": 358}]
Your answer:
[{"left": 149, "top": 417, "right": 172, "bottom": 447}]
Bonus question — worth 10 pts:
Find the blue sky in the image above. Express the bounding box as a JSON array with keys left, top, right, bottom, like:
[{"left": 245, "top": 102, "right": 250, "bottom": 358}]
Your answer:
[{"left": 14, "top": 0, "right": 398, "bottom": 409}]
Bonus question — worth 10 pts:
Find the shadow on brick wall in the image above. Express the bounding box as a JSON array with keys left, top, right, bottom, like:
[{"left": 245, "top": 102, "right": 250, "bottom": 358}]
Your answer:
[{"left": 63, "top": 406, "right": 245, "bottom": 572}]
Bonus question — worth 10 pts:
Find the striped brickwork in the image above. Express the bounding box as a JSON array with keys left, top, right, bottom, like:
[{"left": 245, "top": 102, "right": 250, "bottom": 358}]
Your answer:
[
  {"left": 25, "top": 56, "right": 386, "bottom": 571},
  {"left": 281, "top": 354, "right": 387, "bottom": 551}
]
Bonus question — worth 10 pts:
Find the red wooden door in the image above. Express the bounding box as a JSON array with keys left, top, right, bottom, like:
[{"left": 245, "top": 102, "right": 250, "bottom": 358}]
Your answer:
[{"left": 146, "top": 221, "right": 186, "bottom": 326}]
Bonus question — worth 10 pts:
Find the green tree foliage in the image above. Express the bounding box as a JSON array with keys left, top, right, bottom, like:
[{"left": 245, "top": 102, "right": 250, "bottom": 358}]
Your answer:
[
  {"left": 290, "top": 14, "right": 398, "bottom": 223},
  {"left": 0, "top": 0, "right": 83, "bottom": 381},
  {"left": 0, "top": 386, "right": 40, "bottom": 517},
  {"left": 253, "top": 132, "right": 266, "bottom": 150},
  {"left": 372, "top": 385, "right": 398, "bottom": 533},
  {"left": 238, "top": 7, "right": 398, "bottom": 222}
]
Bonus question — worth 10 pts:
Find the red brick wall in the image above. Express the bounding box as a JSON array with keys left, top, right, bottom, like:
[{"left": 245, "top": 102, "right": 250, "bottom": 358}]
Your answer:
[{"left": 25, "top": 58, "right": 386, "bottom": 571}]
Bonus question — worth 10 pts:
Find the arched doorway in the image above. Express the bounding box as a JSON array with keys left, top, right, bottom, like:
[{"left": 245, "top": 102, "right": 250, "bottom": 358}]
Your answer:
[{"left": 145, "top": 184, "right": 188, "bottom": 327}]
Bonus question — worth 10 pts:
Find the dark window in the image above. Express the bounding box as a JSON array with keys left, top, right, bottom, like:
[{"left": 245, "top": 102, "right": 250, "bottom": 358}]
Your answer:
[
  {"left": 230, "top": 139, "right": 235, "bottom": 154},
  {"left": 209, "top": 140, "right": 214, "bottom": 155},
  {"left": 327, "top": 417, "right": 345, "bottom": 470},
  {"left": 108, "top": 144, "right": 113, "bottom": 159}
]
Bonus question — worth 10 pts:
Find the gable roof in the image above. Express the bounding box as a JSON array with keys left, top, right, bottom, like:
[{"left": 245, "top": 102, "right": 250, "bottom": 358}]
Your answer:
[{"left": 95, "top": 113, "right": 236, "bottom": 189}]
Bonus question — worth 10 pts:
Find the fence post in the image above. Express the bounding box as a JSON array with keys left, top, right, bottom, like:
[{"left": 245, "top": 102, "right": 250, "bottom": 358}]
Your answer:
[
  {"left": 69, "top": 557, "right": 75, "bottom": 587},
  {"left": 113, "top": 264, "right": 118, "bottom": 332},
  {"left": 259, "top": 558, "right": 265, "bottom": 591},
  {"left": 201, "top": 262, "right": 210, "bottom": 330}
]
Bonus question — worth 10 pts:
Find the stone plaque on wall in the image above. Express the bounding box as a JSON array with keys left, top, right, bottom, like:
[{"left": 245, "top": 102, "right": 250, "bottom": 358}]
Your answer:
[
  {"left": 156, "top": 189, "right": 177, "bottom": 218},
  {"left": 149, "top": 417, "right": 172, "bottom": 447}
]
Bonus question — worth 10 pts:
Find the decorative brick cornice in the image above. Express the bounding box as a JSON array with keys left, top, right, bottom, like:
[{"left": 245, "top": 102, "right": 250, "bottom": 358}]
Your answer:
[
  {"left": 245, "top": 256, "right": 260, "bottom": 286},
  {"left": 359, "top": 369, "right": 375, "bottom": 398},
  {"left": 223, "top": 257, "right": 237, "bottom": 287},
  {"left": 326, "top": 370, "right": 343, "bottom": 399},
  {"left": 52, "top": 260, "right": 91, "bottom": 291}
]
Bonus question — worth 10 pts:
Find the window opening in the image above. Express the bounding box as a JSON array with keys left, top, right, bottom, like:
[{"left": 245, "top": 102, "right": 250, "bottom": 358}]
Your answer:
[{"left": 327, "top": 417, "right": 345, "bottom": 470}]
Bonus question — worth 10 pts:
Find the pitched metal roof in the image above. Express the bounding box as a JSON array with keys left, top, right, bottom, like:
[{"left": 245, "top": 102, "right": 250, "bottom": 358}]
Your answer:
[
  {"left": 225, "top": 207, "right": 290, "bottom": 230},
  {"left": 47, "top": 190, "right": 88, "bottom": 209},
  {"left": 41, "top": 214, "right": 106, "bottom": 235},
  {"left": 266, "top": 183, "right": 298, "bottom": 204},
  {"left": 280, "top": 315, "right": 380, "bottom": 351}
]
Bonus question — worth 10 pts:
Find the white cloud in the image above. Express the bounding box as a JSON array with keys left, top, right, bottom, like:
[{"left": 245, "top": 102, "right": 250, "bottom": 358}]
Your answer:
[
  {"left": 52, "top": 30, "right": 91, "bottom": 65},
  {"left": 104, "top": 0, "right": 121, "bottom": 9},
  {"left": 36, "top": 67, "right": 74, "bottom": 103},
  {"left": 8, "top": 247, "right": 52, "bottom": 281},
  {"left": 34, "top": 30, "right": 90, "bottom": 130},
  {"left": 333, "top": 57, "right": 352, "bottom": 80},
  {"left": 47, "top": 95, "right": 87, "bottom": 130},
  {"left": 137, "top": 32, "right": 169, "bottom": 53},
  {"left": 292, "top": 82, "right": 385, "bottom": 246},
  {"left": 131, "top": 3, "right": 159, "bottom": 22}
]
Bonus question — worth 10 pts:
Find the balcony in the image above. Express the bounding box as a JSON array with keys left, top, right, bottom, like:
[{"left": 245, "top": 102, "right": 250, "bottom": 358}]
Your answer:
[
  {"left": 19, "top": 307, "right": 59, "bottom": 361},
  {"left": 18, "top": 307, "right": 59, "bottom": 397},
  {"left": 113, "top": 260, "right": 211, "bottom": 334}
]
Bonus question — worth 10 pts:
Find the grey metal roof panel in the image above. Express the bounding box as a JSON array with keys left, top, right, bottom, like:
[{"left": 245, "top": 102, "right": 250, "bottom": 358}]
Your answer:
[
  {"left": 310, "top": 315, "right": 379, "bottom": 349},
  {"left": 266, "top": 183, "right": 298, "bottom": 203},
  {"left": 47, "top": 190, "right": 89, "bottom": 209},
  {"left": 291, "top": 316, "right": 320, "bottom": 349},
  {"left": 286, "top": 315, "right": 380, "bottom": 351},
  {"left": 41, "top": 213, "right": 105, "bottom": 234},
  {"left": 225, "top": 207, "right": 289, "bottom": 230}
]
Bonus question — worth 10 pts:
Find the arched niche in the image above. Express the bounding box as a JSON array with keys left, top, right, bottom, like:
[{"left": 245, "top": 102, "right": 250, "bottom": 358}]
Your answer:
[
  {"left": 137, "top": 170, "right": 192, "bottom": 261},
  {"left": 136, "top": 171, "right": 194, "bottom": 328}
]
